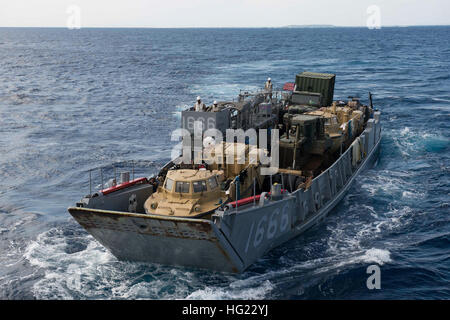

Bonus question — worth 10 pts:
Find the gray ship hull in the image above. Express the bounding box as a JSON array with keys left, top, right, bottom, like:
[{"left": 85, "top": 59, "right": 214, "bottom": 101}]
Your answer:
[{"left": 69, "top": 113, "right": 381, "bottom": 272}]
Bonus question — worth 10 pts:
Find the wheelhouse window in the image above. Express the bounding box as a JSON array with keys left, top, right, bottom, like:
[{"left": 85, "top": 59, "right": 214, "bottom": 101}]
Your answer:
[
  {"left": 208, "top": 176, "right": 218, "bottom": 190},
  {"left": 175, "top": 181, "right": 190, "bottom": 193},
  {"left": 331, "top": 117, "right": 338, "bottom": 125},
  {"left": 193, "top": 180, "right": 207, "bottom": 193},
  {"left": 165, "top": 178, "right": 174, "bottom": 191}
]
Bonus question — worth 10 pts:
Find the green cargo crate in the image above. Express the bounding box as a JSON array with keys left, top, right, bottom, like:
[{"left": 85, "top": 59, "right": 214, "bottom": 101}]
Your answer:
[{"left": 295, "top": 72, "right": 336, "bottom": 106}]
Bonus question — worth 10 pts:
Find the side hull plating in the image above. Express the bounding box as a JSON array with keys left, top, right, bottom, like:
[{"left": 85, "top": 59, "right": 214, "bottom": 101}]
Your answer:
[{"left": 219, "top": 135, "right": 380, "bottom": 270}]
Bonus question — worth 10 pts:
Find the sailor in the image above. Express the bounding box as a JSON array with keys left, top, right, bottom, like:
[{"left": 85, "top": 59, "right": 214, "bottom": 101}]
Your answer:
[
  {"left": 148, "top": 177, "right": 158, "bottom": 192},
  {"left": 194, "top": 96, "right": 206, "bottom": 112},
  {"left": 264, "top": 77, "right": 273, "bottom": 100},
  {"left": 212, "top": 100, "right": 219, "bottom": 112}
]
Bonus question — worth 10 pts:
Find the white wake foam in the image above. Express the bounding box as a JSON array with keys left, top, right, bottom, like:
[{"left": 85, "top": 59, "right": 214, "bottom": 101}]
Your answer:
[
  {"left": 361, "top": 248, "right": 392, "bottom": 265},
  {"left": 186, "top": 280, "right": 274, "bottom": 300}
]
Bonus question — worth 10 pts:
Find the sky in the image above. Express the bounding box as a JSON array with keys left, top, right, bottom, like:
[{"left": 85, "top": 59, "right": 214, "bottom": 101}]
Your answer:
[{"left": 0, "top": 0, "right": 449, "bottom": 28}]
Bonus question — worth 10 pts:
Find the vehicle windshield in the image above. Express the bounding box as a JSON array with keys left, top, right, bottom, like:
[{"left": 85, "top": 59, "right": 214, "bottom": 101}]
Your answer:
[
  {"left": 193, "top": 180, "right": 207, "bottom": 193},
  {"left": 175, "top": 181, "right": 190, "bottom": 193},
  {"left": 165, "top": 178, "right": 174, "bottom": 191},
  {"left": 208, "top": 176, "right": 218, "bottom": 189}
]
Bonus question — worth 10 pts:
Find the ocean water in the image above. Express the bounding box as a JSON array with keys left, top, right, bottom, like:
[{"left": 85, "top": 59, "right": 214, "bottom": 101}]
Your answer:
[{"left": 0, "top": 27, "right": 449, "bottom": 300}]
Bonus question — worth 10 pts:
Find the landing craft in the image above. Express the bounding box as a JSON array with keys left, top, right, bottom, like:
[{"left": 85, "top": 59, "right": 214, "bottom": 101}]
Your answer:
[{"left": 68, "top": 72, "right": 381, "bottom": 272}]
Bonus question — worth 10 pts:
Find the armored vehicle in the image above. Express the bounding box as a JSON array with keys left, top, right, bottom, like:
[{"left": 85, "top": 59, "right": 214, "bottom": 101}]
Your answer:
[
  {"left": 143, "top": 142, "right": 268, "bottom": 219},
  {"left": 144, "top": 169, "right": 226, "bottom": 218}
]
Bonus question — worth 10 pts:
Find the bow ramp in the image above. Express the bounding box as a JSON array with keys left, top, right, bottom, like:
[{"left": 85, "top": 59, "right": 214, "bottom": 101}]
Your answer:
[{"left": 68, "top": 207, "right": 245, "bottom": 273}]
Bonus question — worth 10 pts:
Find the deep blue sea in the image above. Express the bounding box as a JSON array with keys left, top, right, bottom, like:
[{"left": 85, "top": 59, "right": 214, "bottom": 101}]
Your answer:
[{"left": 0, "top": 27, "right": 449, "bottom": 300}]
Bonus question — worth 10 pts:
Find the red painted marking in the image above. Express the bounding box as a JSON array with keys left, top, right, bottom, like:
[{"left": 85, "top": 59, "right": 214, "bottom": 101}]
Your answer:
[
  {"left": 101, "top": 177, "right": 148, "bottom": 195},
  {"left": 229, "top": 189, "right": 287, "bottom": 208},
  {"left": 283, "top": 82, "right": 295, "bottom": 91}
]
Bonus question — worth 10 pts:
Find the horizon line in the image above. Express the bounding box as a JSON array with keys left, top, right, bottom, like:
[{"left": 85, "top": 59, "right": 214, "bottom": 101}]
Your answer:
[{"left": 0, "top": 24, "right": 449, "bottom": 29}]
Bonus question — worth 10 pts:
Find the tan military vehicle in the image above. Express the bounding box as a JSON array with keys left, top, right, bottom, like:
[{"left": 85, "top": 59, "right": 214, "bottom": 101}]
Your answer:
[
  {"left": 144, "top": 168, "right": 227, "bottom": 218},
  {"left": 144, "top": 142, "right": 267, "bottom": 218},
  {"left": 279, "top": 96, "right": 371, "bottom": 176},
  {"left": 304, "top": 100, "right": 366, "bottom": 153}
]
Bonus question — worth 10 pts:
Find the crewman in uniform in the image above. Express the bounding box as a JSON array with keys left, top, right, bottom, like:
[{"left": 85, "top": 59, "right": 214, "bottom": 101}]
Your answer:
[
  {"left": 212, "top": 100, "right": 219, "bottom": 112},
  {"left": 194, "top": 96, "right": 206, "bottom": 112},
  {"left": 264, "top": 77, "right": 273, "bottom": 100}
]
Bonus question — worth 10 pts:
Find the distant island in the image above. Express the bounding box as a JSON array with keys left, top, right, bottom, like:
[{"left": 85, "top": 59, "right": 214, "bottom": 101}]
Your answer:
[{"left": 282, "top": 24, "right": 336, "bottom": 28}]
